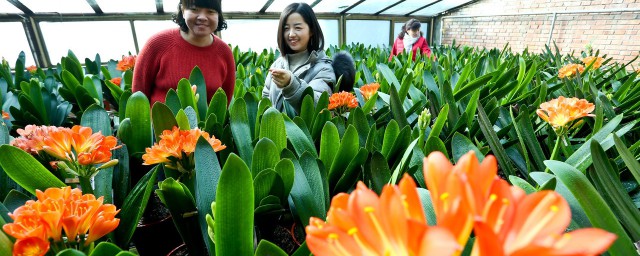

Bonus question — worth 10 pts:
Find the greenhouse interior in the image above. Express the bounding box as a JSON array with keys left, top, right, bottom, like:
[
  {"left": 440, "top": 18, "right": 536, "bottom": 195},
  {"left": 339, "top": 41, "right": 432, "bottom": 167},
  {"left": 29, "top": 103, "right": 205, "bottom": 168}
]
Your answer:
[{"left": 1, "top": 0, "right": 640, "bottom": 255}]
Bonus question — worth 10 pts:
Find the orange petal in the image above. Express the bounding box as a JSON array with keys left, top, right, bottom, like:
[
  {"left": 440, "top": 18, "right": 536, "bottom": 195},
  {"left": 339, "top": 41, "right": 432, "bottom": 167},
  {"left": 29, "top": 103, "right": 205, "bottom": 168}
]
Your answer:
[{"left": 13, "top": 237, "right": 50, "bottom": 256}]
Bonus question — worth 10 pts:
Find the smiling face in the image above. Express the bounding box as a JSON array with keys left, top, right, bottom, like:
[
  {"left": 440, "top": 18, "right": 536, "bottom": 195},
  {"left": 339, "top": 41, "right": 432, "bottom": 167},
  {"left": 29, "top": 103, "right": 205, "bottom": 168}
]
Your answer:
[
  {"left": 283, "top": 13, "right": 311, "bottom": 53},
  {"left": 182, "top": 6, "right": 219, "bottom": 38},
  {"left": 408, "top": 28, "right": 420, "bottom": 38}
]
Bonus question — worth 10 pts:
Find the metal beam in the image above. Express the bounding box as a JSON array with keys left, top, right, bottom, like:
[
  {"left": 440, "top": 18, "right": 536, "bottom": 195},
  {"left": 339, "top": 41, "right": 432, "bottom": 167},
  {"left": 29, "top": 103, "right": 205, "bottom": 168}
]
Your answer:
[
  {"left": 259, "top": 0, "right": 274, "bottom": 14},
  {"left": 85, "top": 0, "right": 103, "bottom": 14},
  {"left": 155, "top": 0, "right": 164, "bottom": 14},
  {"left": 340, "top": 0, "right": 364, "bottom": 15},
  {"left": 375, "top": 0, "right": 404, "bottom": 16},
  {"left": 406, "top": 0, "right": 441, "bottom": 16},
  {"left": 310, "top": 0, "right": 323, "bottom": 8},
  {"left": 7, "top": 0, "right": 33, "bottom": 15}
]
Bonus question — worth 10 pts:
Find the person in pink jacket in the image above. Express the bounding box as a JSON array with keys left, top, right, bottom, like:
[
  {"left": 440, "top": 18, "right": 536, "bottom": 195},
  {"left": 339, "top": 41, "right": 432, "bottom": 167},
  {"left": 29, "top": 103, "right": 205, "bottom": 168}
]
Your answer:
[{"left": 389, "top": 18, "right": 432, "bottom": 61}]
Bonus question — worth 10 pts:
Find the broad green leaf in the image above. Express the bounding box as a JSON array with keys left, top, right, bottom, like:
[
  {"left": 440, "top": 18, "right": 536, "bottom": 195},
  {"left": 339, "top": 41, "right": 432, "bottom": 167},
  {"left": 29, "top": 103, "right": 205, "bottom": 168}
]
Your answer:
[
  {"left": 206, "top": 88, "right": 228, "bottom": 125},
  {"left": 389, "top": 85, "right": 409, "bottom": 128},
  {"left": 156, "top": 178, "right": 203, "bottom": 255},
  {"left": 390, "top": 139, "right": 418, "bottom": 184},
  {"left": 123, "top": 92, "right": 152, "bottom": 156},
  {"left": 319, "top": 122, "right": 340, "bottom": 173},
  {"left": 546, "top": 160, "right": 637, "bottom": 255},
  {"left": 189, "top": 66, "right": 208, "bottom": 121},
  {"left": 255, "top": 239, "right": 288, "bottom": 256},
  {"left": 508, "top": 176, "right": 536, "bottom": 194},
  {"left": 253, "top": 169, "right": 285, "bottom": 208},
  {"left": 451, "top": 132, "right": 484, "bottom": 163},
  {"left": 0, "top": 145, "right": 65, "bottom": 195},
  {"left": 175, "top": 109, "right": 192, "bottom": 130},
  {"left": 347, "top": 107, "right": 370, "bottom": 148},
  {"left": 289, "top": 155, "right": 325, "bottom": 226},
  {"left": 329, "top": 125, "right": 359, "bottom": 187},
  {"left": 251, "top": 138, "right": 280, "bottom": 178},
  {"left": 515, "top": 107, "right": 546, "bottom": 172},
  {"left": 613, "top": 134, "right": 640, "bottom": 185},
  {"left": 215, "top": 154, "right": 254, "bottom": 256},
  {"left": 334, "top": 148, "right": 369, "bottom": 193},
  {"left": 259, "top": 108, "right": 287, "bottom": 154},
  {"left": 151, "top": 102, "right": 179, "bottom": 140},
  {"left": 477, "top": 103, "right": 516, "bottom": 177},
  {"left": 381, "top": 120, "right": 400, "bottom": 160},
  {"left": 428, "top": 104, "right": 449, "bottom": 142},
  {"left": 284, "top": 114, "right": 317, "bottom": 158},
  {"left": 115, "top": 167, "right": 158, "bottom": 248},
  {"left": 89, "top": 242, "right": 124, "bottom": 256},
  {"left": 229, "top": 98, "right": 253, "bottom": 166},
  {"left": 195, "top": 137, "right": 222, "bottom": 254},
  {"left": 177, "top": 78, "right": 199, "bottom": 121},
  {"left": 56, "top": 249, "right": 85, "bottom": 256},
  {"left": 274, "top": 159, "right": 295, "bottom": 201}
]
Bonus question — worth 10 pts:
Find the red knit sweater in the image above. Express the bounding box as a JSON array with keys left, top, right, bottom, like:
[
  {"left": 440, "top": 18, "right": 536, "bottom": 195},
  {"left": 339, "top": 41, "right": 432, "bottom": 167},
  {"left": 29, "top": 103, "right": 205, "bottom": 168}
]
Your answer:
[{"left": 132, "top": 28, "right": 236, "bottom": 104}]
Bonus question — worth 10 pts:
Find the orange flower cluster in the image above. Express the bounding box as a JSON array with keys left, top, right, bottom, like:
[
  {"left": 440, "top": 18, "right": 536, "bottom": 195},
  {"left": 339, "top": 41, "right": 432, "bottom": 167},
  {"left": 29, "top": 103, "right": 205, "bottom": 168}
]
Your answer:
[
  {"left": 359, "top": 83, "right": 380, "bottom": 101},
  {"left": 307, "top": 151, "right": 617, "bottom": 256},
  {"left": 142, "top": 127, "right": 226, "bottom": 171},
  {"left": 3, "top": 187, "right": 120, "bottom": 255},
  {"left": 2, "top": 110, "right": 8, "bottom": 119},
  {"left": 537, "top": 96, "right": 595, "bottom": 129},
  {"left": 26, "top": 65, "right": 37, "bottom": 74},
  {"left": 558, "top": 63, "right": 585, "bottom": 79},
  {"left": 306, "top": 174, "right": 460, "bottom": 255},
  {"left": 582, "top": 56, "right": 604, "bottom": 69},
  {"left": 11, "top": 125, "right": 118, "bottom": 166},
  {"left": 110, "top": 77, "right": 122, "bottom": 86},
  {"left": 116, "top": 55, "right": 136, "bottom": 71},
  {"left": 328, "top": 91, "right": 358, "bottom": 111}
]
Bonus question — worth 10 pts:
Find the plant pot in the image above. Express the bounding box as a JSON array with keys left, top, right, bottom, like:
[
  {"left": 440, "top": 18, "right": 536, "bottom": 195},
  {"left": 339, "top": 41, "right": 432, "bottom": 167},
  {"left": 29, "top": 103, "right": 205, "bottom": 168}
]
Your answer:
[
  {"left": 132, "top": 194, "right": 183, "bottom": 256},
  {"left": 167, "top": 243, "right": 188, "bottom": 256}
]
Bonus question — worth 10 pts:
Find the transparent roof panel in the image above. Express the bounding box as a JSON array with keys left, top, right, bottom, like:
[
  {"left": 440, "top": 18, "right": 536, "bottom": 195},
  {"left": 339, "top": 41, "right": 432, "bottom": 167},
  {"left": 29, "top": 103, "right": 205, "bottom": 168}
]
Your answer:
[
  {"left": 134, "top": 20, "right": 177, "bottom": 53},
  {"left": 20, "top": 0, "right": 94, "bottom": 14},
  {"left": 346, "top": 0, "right": 392, "bottom": 15},
  {"left": 224, "top": 0, "right": 264, "bottom": 12},
  {"left": 266, "top": 0, "right": 316, "bottom": 13},
  {"left": 381, "top": 0, "right": 439, "bottom": 15},
  {"left": 0, "top": 22, "right": 35, "bottom": 67},
  {"left": 0, "top": 1, "right": 22, "bottom": 14},
  {"left": 40, "top": 21, "right": 136, "bottom": 63},
  {"left": 96, "top": 0, "right": 157, "bottom": 13},
  {"left": 414, "top": 0, "right": 473, "bottom": 16},
  {"left": 163, "top": 0, "right": 180, "bottom": 13},
  {"left": 312, "top": 0, "right": 360, "bottom": 13}
]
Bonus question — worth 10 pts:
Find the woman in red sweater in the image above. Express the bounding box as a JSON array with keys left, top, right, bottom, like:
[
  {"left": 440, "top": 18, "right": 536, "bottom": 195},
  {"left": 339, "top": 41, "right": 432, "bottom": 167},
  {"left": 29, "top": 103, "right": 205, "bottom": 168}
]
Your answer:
[
  {"left": 388, "top": 18, "right": 432, "bottom": 61},
  {"left": 133, "top": 0, "right": 235, "bottom": 104}
]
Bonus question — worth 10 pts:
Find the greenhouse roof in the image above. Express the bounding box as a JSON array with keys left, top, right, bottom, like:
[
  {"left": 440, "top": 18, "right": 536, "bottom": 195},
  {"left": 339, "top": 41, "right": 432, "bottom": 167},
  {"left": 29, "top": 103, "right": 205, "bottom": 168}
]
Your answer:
[{"left": 0, "top": 0, "right": 475, "bottom": 17}]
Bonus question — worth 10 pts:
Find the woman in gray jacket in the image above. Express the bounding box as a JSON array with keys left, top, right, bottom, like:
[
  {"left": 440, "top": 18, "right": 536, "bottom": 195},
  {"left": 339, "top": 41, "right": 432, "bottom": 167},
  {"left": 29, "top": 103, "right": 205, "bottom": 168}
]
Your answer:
[{"left": 262, "top": 2, "right": 335, "bottom": 114}]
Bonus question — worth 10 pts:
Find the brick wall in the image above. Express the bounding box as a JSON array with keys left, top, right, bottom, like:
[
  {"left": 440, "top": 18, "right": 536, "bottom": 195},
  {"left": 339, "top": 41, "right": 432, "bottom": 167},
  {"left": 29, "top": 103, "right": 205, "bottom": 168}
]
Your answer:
[{"left": 439, "top": 0, "right": 640, "bottom": 66}]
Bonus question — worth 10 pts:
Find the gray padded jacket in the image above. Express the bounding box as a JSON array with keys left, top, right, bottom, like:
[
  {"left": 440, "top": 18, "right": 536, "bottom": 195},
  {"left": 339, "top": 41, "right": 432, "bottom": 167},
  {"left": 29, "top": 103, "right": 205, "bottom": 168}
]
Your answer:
[{"left": 262, "top": 50, "right": 335, "bottom": 113}]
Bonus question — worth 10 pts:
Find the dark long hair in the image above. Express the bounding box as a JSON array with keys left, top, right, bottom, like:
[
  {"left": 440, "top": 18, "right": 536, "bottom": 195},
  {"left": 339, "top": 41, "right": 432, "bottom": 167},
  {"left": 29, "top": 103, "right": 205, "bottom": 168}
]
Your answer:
[
  {"left": 277, "top": 3, "right": 325, "bottom": 56},
  {"left": 172, "top": 0, "right": 228, "bottom": 32},
  {"left": 397, "top": 18, "right": 422, "bottom": 39}
]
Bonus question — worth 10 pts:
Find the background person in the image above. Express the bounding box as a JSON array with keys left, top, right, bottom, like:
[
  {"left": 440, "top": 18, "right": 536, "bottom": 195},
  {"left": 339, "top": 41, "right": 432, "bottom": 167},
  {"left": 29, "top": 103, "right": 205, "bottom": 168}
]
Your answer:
[{"left": 389, "top": 18, "right": 432, "bottom": 61}]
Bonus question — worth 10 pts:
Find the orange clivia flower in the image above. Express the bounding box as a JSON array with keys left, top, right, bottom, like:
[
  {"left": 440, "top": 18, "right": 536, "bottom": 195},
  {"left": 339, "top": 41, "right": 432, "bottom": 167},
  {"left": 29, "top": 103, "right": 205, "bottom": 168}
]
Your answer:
[
  {"left": 582, "top": 56, "right": 604, "bottom": 69},
  {"left": 536, "top": 96, "right": 595, "bottom": 129},
  {"left": 306, "top": 174, "right": 460, "bottom": 256},
  {"left": 142, "top": 127, "right": 226, "bottom": 172},
  {"left": 558, "top": 63, "right": 585, "bottom": 79},
  {"left": 11, "top": 125, "right": 60, "bottom": 154},
  {"left": 473, "top": 190, "right": 616, "bottom": 256},
  {"left": 359, "top": 83, "right": 380, "bottom": 101},
  {"left": 13, "top": 237, "right": 50, "bottom": 256},
  {"left": 328, "top": 91, "right": 358, "bottom": 110},
  {"left": 116, "top": 55, "right": 136, "bottom": 71},
  {"left": 26, "top": 65, "right": 37, "bottom": 74},
  {"left": 2, "top": 110, "right": 8, "bottom": 119},
  {"left": 4, "top": 187, "right": 120, "bottom": 255},
  {"left": 109, "top": 77, "right": 122, "bottom": 86}
]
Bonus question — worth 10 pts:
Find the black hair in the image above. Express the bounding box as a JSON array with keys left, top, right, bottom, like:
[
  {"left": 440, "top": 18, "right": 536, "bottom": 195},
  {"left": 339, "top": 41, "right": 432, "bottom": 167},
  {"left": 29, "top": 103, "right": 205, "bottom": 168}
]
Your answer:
[
  {"left": 172, "top": 0, "right": 228, "bottom": 33},
  {"left": 277, "top": 2, "right": 324, "bottom": 56},
  {"left": 397, "top": 18, "right": 422, "bottom": 39}
]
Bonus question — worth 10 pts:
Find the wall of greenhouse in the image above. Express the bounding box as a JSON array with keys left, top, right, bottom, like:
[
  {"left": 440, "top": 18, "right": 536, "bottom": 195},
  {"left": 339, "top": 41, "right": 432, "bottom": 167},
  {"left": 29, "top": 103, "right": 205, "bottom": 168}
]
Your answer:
[{"left": 436, "top": 0, "right": 640, "bottom": 67}]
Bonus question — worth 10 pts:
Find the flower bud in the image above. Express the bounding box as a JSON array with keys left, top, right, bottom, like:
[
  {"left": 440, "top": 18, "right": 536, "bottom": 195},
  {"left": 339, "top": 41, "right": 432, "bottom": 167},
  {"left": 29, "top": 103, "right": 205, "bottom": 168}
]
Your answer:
[{"left": 418, "top": 108, "right": 431, "bottom": 130}]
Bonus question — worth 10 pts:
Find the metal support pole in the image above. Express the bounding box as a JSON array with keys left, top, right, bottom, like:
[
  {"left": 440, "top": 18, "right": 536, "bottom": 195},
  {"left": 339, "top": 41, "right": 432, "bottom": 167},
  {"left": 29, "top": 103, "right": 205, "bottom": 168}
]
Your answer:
[{"left": 547, "top": 12, "right": 557, "bottom": 46}]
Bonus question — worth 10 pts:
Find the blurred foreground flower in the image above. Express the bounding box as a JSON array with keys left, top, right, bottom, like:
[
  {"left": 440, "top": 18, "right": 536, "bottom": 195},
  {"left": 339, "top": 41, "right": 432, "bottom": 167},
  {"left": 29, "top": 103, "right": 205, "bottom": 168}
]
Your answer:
[
  {"left": 359, "top": 83, "right": 380, "bottom": 101},
  {"left": 3, "top": 186, "right": 120, "bottom": 255},
  {"left": 582, "top": 56, "right": 604, "bottom": 69},
  {"left": 26, "top": 65, "right": 37, "bottom": 74},
  {"left": 2, "top": 110, "right": 8, "bottom": 119},
  {"left": 110, "top": 77, "right": 122, "bottom": 86},
  {"left": 558, "top": 63, "right": 585, "bottom": 79},
  {"left": 306, "top": 174, "right": 460, "bottom": 255},
  {"left": 142, "top": 126, "right": 225, "bottom": 173},
  {"left": 116, "top": 55, "right": 136, "bottom": 71},
  {"left": 536, "top": 96, "right": 595, "bottom": 131}
]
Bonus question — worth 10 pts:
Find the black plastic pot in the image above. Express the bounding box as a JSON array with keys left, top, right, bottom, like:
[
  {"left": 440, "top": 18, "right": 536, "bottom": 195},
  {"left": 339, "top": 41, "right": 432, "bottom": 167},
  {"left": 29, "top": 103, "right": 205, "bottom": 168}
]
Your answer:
[{"left": 132, "top": 194, "right": 183, "bottom": 256}]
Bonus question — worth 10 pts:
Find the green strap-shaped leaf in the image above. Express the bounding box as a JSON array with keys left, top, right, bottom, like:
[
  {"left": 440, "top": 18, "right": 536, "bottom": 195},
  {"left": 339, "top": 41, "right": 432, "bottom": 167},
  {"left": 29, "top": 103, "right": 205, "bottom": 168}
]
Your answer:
[
  {"left": 183, "top": 106, "right": 199, "bottom": 129},
  {"left": 175, "top": 109, "right": 192, "bottom": 130},
  {"left": 529, "top": 172, "right": 591, "bottom": 229},
  {"left": 299, "top": 95, "right": 315, "bottom": 130},
  {"left": 56, "top": 249, "right": 85, "bottom": 256},
  {"left": 319, "top": 122, "right": 340, "bottom": 172},
  {"left": 229, "top": 98, "right": 254, "bottom": 166},
  {"left": 254, "top": 239, "right": 288, "bottom": 256},
  {"left": 284, "top": 114, "right": 317, "bottom": 158},
  {"left": 189, "top": 66, "right": 208, "bottom": 121},
  {"left": 347, "top": 107, "right": 370, "bottom": 148},
  {"left": 334, "top": 148, "right": 369, "bottom": 194},
  {"left": 508, "top": 176, "right": 536, "bottom": 194},
  {"left": 275, "top": 158, "right": 295, "bottom": 200},
  {"left": 124, "top": 92, "right": 152, "bottom": 156},
  {"left": 259, "top": 108, "right": 287, "bottom": 153},
  {"left": 115, "top": 167, "right": 158, "bottom": 248},
  {"left": 328, "top": 125, "right": 359, "bottom": 187},
  {"left": 89, "top": 242, "right": 123, "bottom": 256},
  {"left": 0, "top": 224, "right": 12, "bottom": 256},
  {"left": 417, "top": 188, "right": 437, "bottom": 226},
  {"left": 177, "top": 78, "right": 199, "bottom": 121},
  {"left": 477, "top": 103, "right": 516, "bottom": 177},
  {"left": 156, "top": 178, "right": 203, "bottom": 255},
  {"left": 390, "top": 139, "right": 419, "bottom": 184},
  {"left": 428, "top": 104, "right": 449, "bottom": 142},
  {"left": 289, "top": 155, "right": 325, "bottom": 226},
  {"left": 0, "top": 145, "right": 65, "bottom": 195},
  {"left": 215, "top": 154, "right": 254, "bottom": 256},
  {"left": 253, "top": 169, "right": 285, "bottom": 208},
  {"left": 589, "top": 140, "right": 640, "bottom": 240},
  {"left": 613, "top": 134, "right": 640, "bottom": 186},
  {"left": 389, "top": 85, "right": 409, "bottom": 128},
  {"left": 376, "top": 63, "right": 400, "bottom": 88},
  {"left": 165, "top": 89, "right": 182, "bottom": 115},
  {"left": 252, "top": 138, "right": 280, "bottom": 178},
  {"left": 300, "top": 152, "right": 327, "bottom": 212},
  {"left": 206, "top": 88, "right": 228, "bottom": 125},
  {"left": 82, "top": 76, "right": 100, "bottom": 101},
  {"left": 381, "top": 120, "right": 400, "bottom": 160},
  {"left": 451, "top": 132, "right": 484, "bottom": 163},
  {"left": 514, "top": 107, "right": 546, "bottom": 172},
  {"left": 151, "top": 102, "right": 179, "bottom": 141},
  {"left": 112, "top": 143, "right": 129, "bottom": 209},
  {"left": 195, "top": 137, "right": 222, "bottom": 255},
  {"left": 545, "top": 160, "right": 637, "bottom": 255}
]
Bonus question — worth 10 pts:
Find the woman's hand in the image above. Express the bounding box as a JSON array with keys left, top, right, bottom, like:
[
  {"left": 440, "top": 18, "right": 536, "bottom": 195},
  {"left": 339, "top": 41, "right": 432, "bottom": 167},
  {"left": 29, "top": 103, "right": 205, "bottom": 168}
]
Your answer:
[{"left": 269, "top": 68, "right": 292, "bottom": 88}]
